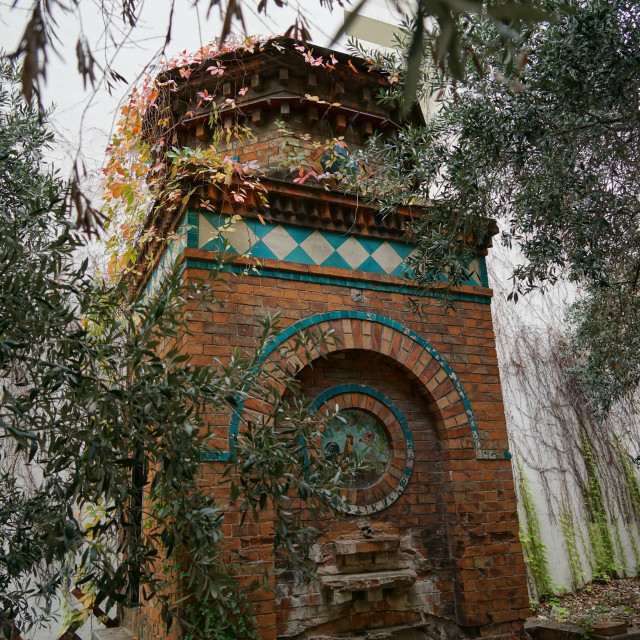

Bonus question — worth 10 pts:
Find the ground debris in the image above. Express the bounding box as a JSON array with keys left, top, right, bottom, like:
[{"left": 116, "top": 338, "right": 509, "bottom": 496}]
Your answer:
[{"left": 534, "top": 577, "right": 640, "bottom": 629}]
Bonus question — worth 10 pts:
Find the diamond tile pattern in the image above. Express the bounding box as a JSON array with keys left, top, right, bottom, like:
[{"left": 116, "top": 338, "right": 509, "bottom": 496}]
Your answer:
[
  {"left": 197, "top": 212, "right": 485, "bottom": 285},
  {"left": 300, "top": 230, "right": 334, "bottom": 265},
  {"left": 337, "top": 236, "right": 370, "bottom": 270},
  {"left": 262, "top": 225, "right": 296, "bottom": 260},
  {"left": 223, "top": 219, "right": 259, "bottom": 255},
  {"left": 371, "top": 242, "right": 403, "bottom": 274}
]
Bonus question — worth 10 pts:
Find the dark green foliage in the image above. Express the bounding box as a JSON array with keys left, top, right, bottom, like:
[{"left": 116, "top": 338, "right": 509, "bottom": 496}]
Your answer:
[
  {"left": 355, "top": 0, "right": 640, "bottom": 410},
  {"left": 0, "top": 58, "right": 348, "bottom": 637},
  {"left": 565, "top": 290, "right": 640, "bottom": 414},
  {"left": 182, "top": 587, "right": 258, "bottom": 640}
]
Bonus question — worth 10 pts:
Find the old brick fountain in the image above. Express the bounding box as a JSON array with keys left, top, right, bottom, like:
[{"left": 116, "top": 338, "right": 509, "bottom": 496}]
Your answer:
[{"left": 119, "top": 38, "right": 530, "bottom": 640}]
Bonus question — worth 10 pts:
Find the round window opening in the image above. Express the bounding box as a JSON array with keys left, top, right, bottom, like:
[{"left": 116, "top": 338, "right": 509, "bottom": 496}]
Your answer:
[{"left": 321, "top": 409, "right": 391, "bottom": 489}]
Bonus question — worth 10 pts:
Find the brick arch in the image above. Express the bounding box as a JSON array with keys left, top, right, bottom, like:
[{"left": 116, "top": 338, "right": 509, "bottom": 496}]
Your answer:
[
  {"left": 262, "top": 310, "right": 483, "bottom": 453},
  {"left": 208, "top": 311, "right": 508, "bottom": 461}
]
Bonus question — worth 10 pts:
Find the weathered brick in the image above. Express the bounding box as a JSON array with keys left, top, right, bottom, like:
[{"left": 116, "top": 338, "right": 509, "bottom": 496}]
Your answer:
[{"left": 127, "top": 43, "right": 527, "bottom": 640}]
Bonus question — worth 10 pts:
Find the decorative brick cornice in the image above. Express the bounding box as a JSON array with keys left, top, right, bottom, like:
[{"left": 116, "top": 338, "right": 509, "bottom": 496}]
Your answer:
[{"left": 158, "top": 37, "right": 425, "bottom": 148}]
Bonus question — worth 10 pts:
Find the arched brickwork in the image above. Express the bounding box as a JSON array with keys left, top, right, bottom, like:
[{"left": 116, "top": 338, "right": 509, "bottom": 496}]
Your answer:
[
  {"left": 263, "top": 311, "right": 484, "bottom": 451},
  {"left": 209, "top": 310, "right": 510, "bottom": 461},
  {"left": 311, "top": 383, "right": 415, "bottom": 515}
]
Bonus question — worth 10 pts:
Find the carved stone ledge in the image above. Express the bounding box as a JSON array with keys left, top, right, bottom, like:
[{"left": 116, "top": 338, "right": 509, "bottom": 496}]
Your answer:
[{"left": 321, "top": 568, "right": 417, "bottom": 592}]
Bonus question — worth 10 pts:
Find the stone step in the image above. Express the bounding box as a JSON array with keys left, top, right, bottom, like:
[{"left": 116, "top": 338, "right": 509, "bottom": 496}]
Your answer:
[
  {"left": 309, "top": 620, "right": 435, "bottom": 640},
  {"left": 321, "top": 568, "right": 417, "bottom": 592},
  {"left": 91, "top": 628, "right": 136, "bottom": 640},
  {"left": 331, "top": 536, "right": 400, "bottom": 557}
]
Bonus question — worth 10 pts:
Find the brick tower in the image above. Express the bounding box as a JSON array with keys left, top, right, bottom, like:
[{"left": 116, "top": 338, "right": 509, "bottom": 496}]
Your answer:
[{"left": 129, "top": 38, "right": 529, "bottom": 640}]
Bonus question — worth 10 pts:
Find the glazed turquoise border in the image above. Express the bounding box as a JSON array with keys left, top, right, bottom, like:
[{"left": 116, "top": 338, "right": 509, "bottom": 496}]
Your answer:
[
  {"left": 311, "top": 384, "right": 414, "bottom": 515},
  {"left": 184, "top": 259, "right": 492, "bottom": 305},
  {"left": 193, "top": 211, "right": 490, "bottom": 288},
  {"left": 143, "top": 211, "right": 491, "bottom": 307},
  {"left": 204, "top": 311, "right": 510, "bottom": 461}
]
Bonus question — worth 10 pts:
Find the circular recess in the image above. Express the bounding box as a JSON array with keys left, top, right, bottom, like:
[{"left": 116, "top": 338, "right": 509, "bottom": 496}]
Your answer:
[{"left": 312, "top": 384, "right": 414, "bottom": 515}]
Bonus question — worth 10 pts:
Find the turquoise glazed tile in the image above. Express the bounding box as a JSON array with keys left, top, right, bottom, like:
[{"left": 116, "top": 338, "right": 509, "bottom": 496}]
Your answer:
[
  {"left": 191, "top": 217, "right": 489, "bottom": 288},
  {"left": 248, "top": 239, "right": 278, "bottom": 261},
  {"left": 286, "top": 225, "right": 315, "bottom": 244},
  {"left": 248, "top": 220, "right": 277, "bottom": 239},
  {"left": 390, "top": 241, "right": 414, "bottom": 260},
  {"left": 285, "top": 246, "right": 313, "bottom": 264},
  {"left": 358, "top": 256, "right": 385, "bottom": 274},
  {"left": 392, "top": 264, "right": 409, "bottom": 278},
  {"left": 321, "top": 252, "right": 353, "bottom": 270},
  {"left": 183, "top": 260, "right": 491, "bottom": 305},
  {"left": 356, "top": 235, "right": 383, "bottom": 255},
  {"left": 323, "top": 231, "right": 350, "bottom": 250},
  {"left": 201, "top": 236, "right": 228, "bottom": 252}
]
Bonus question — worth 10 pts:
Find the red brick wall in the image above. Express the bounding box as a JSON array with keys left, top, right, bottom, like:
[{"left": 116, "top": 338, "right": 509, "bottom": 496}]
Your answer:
[
  {"left": 126, "top": 40, "right": 527, "bottom": 640},
  {"left": 126, "top": 253, "right": 528, "bottom": 640},
  {"left": 281, "top": 351, "right": 455, "bottom": 630}
]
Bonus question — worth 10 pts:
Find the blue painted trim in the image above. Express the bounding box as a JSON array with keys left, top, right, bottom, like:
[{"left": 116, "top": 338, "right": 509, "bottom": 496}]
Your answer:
[
  {"left": 262, "top": 312, "right": 482, "bottom": 450},
  {"left": 478, "top": 256, "right": 489, "bottom": 289},
  {"left": 185, "top": 259, "right": 492, "bottom": 305},
  {"left": 358, "top": 255, "right": 386, "bottom": 275},
  {"left": 193, "top": 212, "right": 488, "bottom": 289},
  {"left": 186, "top": 210, "right": 199, "bottom": 249}
]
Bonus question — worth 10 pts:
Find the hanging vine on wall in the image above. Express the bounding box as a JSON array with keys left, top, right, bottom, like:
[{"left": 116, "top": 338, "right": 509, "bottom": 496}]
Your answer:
[
  {"left": 101, "top": 36, "right": 268, "bottom": 279},
  {"left": 559, "top": 500, "right": 585, "bottom": 590},
  {"left": 490, "top": 248, "right": 640, "bottom": 592},
  {"left": 100, "top": 36, "right": 397, "bottom": 281},
  {"left": 516, "top": 458, "right": 554, "bottom": 598},
  {"left": 616, "top": 440, "right": 640, "bottom": 571},
  {"left": 580, "top": 430, "right": 618, "bottom": 581}
]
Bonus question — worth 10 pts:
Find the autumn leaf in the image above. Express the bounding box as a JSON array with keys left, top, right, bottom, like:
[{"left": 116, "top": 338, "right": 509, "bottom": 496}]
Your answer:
[
  {"left": 209, "top": 63, "right": 226, "bottom": 76},
  {"left": 198, "top": 89, "right": 214, "bottom": 102},
  {"left": 111, "top": 181, "right": 124, "bottom": 198}
]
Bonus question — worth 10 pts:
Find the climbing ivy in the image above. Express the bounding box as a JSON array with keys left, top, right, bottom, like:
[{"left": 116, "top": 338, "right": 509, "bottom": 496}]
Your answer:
[
  {"left": 101, "top": 37, "right": 396, "bottom": 280},
  {"left": 516, "top": 459, "right": 553, "bottom": 598},
  {"left": 580, "top": 432, "right": 618, "bottom": 581},
  {"left": 616, "top": 442, "right": 640, "bottom": 571},
  {"left": 558, "top": 501, "right": 584, "bottom": 590}
]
